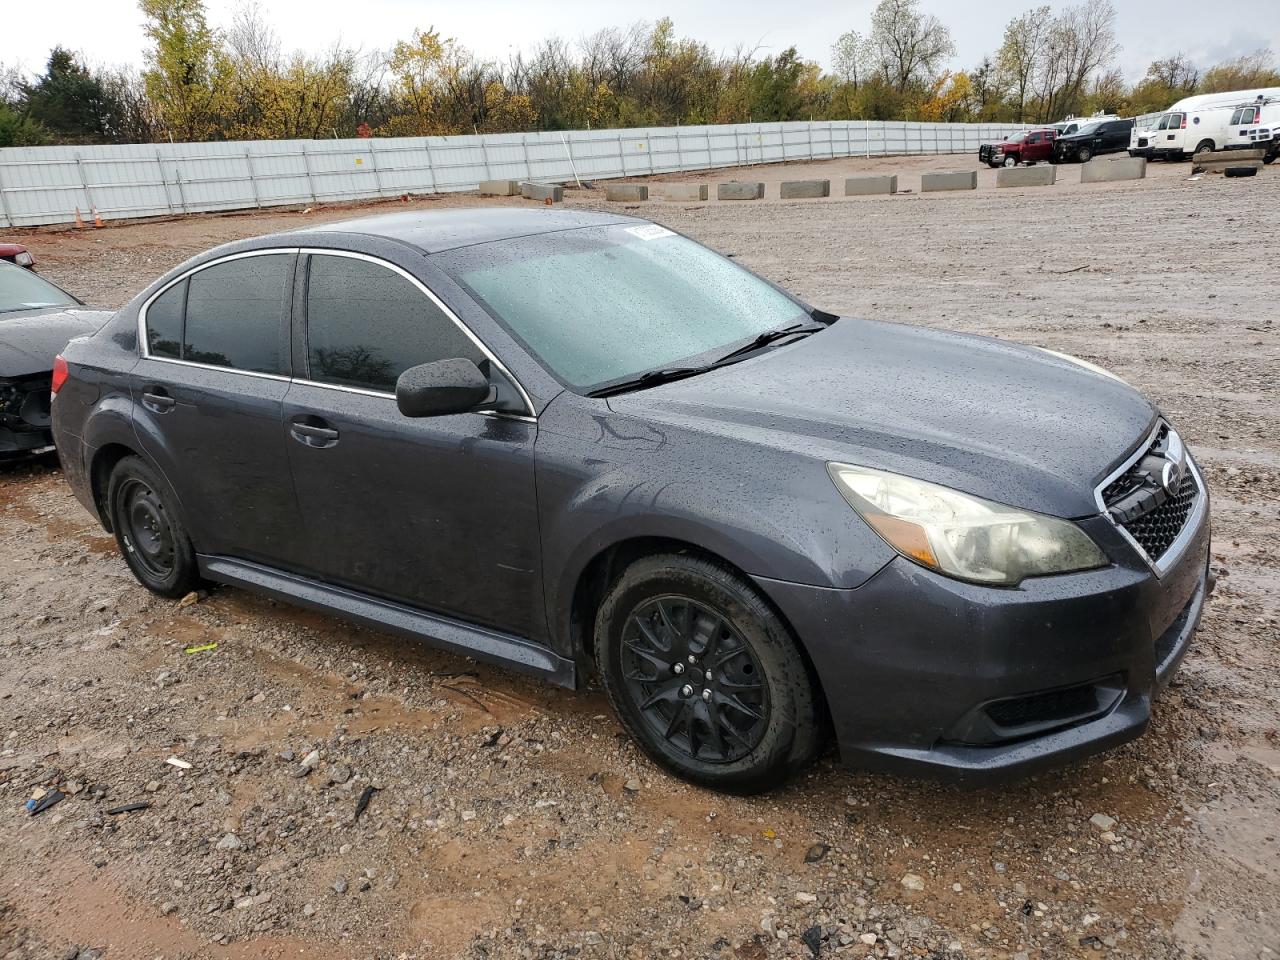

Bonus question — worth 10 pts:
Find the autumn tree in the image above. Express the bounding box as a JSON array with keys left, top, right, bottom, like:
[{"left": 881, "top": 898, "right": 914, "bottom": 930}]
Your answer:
[
  {"left": 1199, "top": 49, "right": 1280, "bottom": 92},
  {"left": 139, "top": 0, "right": 230, "bottom": 141},
  {"left": 870, "top": 0, "right": 956, "bottom": 94},
  {"left": 1129, "top": 53, "right": 1199, "bottom": 113},
  {"left": 997, "top": 6, "right": 1050, "bottom": 121}
]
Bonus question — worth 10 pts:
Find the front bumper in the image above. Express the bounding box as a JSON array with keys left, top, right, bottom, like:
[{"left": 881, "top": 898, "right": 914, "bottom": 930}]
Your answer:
[{"left": 756, "top": 500, "right": 1211, "bottom": 784}]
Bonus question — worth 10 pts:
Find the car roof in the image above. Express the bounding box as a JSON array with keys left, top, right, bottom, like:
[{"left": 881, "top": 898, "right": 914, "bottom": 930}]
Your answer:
[{"left": 282, "top": 207, "right": 642, "bottom": 254}]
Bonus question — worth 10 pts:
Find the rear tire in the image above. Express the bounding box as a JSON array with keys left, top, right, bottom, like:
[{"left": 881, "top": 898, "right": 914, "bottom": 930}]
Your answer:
[
  {"left": 1194, "top": 139, "right": 1215, "bottom": 156},
  {"left": 595, "top": 554, "right": 821, "bottom": 794},
  {"left": 107, "top": 456, "right": 200, "bottom": 598}
]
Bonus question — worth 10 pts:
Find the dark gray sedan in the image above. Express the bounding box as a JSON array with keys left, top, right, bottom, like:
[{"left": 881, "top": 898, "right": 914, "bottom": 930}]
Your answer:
[{"left": 50, "top": 209, "right": 1210, "bottom": 792}]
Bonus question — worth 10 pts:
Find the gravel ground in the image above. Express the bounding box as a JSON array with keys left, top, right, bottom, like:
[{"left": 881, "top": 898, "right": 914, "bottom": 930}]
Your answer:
[{"left": 1, "top": 153, "right": 1277, "bottom": 960}]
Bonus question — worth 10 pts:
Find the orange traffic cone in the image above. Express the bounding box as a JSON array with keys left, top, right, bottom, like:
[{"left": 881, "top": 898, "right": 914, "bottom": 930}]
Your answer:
[
  {"left": 92, "top": 207, "right": 104, "bottom": 228},
  {"left": 74, "top": 207, "right": 85, "bottom": 229}
]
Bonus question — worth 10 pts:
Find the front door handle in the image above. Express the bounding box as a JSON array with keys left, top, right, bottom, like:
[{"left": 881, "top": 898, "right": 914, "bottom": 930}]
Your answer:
[
  {"left": 290, "top": 419, "right": 339, "bottom": 448},
  {"left": 141, "top": 388, "right": 176, "bottom": 414}
]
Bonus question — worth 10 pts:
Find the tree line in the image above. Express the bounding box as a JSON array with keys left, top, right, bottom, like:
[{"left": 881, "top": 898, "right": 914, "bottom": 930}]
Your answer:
[{"left": 2, "top": 0, "right": 1278, "bottom": 148}]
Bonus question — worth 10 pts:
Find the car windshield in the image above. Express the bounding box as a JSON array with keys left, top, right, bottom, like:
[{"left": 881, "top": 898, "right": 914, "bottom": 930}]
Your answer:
[
  {"left": 441, "top": 224, "right": 809, "bottom": 392},
  {"left": 1074, "top": 123, "right": 1103, "bottom": 136},
  {"left": 1005, "top": 132, "right": 1028, "bottom": 143},
  {"left": 0, "top": 262, "right": 78, "bottom": 315}
]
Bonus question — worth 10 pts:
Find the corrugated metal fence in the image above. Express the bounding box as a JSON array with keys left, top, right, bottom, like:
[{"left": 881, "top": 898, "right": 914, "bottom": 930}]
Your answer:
[{"left": 0, "top": 120, "right": 1026, "bottom": 228}]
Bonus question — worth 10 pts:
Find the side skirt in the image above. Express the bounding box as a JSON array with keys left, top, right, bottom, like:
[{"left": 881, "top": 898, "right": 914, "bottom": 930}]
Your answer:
[{"left": 197, "top": 555, "right": 577, "bottom": 689}]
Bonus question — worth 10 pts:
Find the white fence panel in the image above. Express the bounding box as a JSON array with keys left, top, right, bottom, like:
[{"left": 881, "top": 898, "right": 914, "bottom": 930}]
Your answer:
[{"left": 0, "top": 119, "right": 1029, "bottom": 227}]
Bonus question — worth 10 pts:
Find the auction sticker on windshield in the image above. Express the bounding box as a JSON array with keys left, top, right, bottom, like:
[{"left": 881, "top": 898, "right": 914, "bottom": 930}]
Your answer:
[{"left": 625, "top": 224, "right": 675, "bottom": 241}]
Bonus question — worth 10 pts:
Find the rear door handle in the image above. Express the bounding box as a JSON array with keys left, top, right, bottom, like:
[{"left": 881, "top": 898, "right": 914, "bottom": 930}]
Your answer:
[
  {"left": 289, "top": 419, "right": 339, "bottom": 448},
  {"left": 141, "top": 388, "right": 176, "bottom": 413}
]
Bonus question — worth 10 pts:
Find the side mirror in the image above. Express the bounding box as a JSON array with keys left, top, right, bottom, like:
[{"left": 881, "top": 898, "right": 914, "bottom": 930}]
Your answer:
[{"left": 395, "top": 358, "right": 494, "bottom": 418}]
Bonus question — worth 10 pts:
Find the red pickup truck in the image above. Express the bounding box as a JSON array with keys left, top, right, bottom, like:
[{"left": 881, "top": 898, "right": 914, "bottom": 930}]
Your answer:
[{"left": 978, "top": 128, "right": 1058, "bottom": 167}]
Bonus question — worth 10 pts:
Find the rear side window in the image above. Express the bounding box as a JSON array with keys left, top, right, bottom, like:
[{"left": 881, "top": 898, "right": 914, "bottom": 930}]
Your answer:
[
  {"left": 183, "top": 254, "right": 291, "bottom": 375},
  {"left": 304, "top": 254, "right": 483, "bottom": 392},
  {"left": 146, "top": 279, "right": 184, "bottom": 359}
]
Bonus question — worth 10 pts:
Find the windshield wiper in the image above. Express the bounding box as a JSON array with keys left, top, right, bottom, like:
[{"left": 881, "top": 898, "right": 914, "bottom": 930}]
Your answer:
[
  {"left": 586, "top": 366, "right": 710, "bottom": 398},
  {"left": 586, "top": 320, "right": 833, "bottom": 399},
  {"left": 709, "top": 321, "right": 829, "bottom": 368}
]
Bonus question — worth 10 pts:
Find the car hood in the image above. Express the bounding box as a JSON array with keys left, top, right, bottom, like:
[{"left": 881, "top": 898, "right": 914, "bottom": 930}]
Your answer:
[
  {"left": 607, "top": 318, "right": 1157, "bottom": 519},
  {"left": 0, "top": 307, "right": 113, "bottom": 378}
]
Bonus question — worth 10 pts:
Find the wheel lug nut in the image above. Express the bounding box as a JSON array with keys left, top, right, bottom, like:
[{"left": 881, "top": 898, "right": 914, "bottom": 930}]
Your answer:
[
  {"left": 687, "top": 655, "right": 696, "bottom": 665},
  {"left": 704, "top": 670, "right": 713, "bottom": 682},
  {"left": 701, "top": 689, "right": 712, "bottom": 702},
  {"left": 680, "top": 684, "right": 693, "bottom": 698},
  {"left": 673, "top": 663, "right": 685, "bottom": 675}
]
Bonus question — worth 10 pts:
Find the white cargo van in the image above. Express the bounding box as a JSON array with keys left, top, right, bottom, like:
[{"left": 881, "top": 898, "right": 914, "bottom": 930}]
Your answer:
[
  {"left": 1129, "top": 113, "right": 1165, "bottom": 158},
  {"left": 1224, "top": 97, "right": 1279, "bottom": 163},
  {"left": 1141, "top": 87, "right": 1280, "bottom": 160},
  {"left": 1147, "top": 105, "right": 1235, "bottom": 159}
]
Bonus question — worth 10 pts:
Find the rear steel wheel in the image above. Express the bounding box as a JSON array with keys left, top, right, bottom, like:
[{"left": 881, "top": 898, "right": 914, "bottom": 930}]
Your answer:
[
  {"left": 119, "top": 477, "right": 176, "bottom": 580},
  {"left": 107, "top": 455, "right": 201, "bottom": 598}
]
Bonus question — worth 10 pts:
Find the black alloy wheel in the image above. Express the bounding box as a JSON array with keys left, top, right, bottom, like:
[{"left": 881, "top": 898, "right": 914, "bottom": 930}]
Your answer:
[
  {"left": 619, "top": 596, "right": 770, "bottom": 764},
  {"left": 595, "top": 553, "right": 821, "bottom": 793}
]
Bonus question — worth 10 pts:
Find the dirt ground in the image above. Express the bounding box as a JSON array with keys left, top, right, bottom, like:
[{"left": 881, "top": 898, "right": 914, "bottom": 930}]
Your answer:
[{"left": 1, "top": 152, "right": 1277, "bottom": 960}]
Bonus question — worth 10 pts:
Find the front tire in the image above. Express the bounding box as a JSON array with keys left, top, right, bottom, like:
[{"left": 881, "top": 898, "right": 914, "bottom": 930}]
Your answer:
[
  {"left": 595, "top": 554, "right": 820, "bottom": 794},
  {"left": 107, "top": 455, "right": 200, "bottom": 598},
  {"left": 1003, "top": 154, "right": 1018, "bottom": 167},
  {"left": 1078, "top": 146, "right": 1093, "bottom": 162}
]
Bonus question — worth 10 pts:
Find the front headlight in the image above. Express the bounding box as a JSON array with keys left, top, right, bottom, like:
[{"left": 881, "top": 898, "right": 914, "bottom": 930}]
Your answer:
[{"left": 827, "top": 463, "right": 1107, "bottom": 586}]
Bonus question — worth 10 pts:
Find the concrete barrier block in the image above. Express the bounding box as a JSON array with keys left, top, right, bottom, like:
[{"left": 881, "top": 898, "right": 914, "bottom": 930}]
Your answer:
[
  {"left": 779, "top": 179, "right": 830, "bottom": 199},
  {"left": 660, "top": 183, "right": 710, "bottom": 201},
  {"left": 1080, "top": 157, "right": 1147, "bottom": 183},
  {"left": 604, "top": 184, "right": 649, "bottom": 202},
  {"left": 478, "top": 179, "right": 521, "bottom": 196},
  {"left": 996, "top": 165, "right": 1057, "bottom": 188},
  {"left": 920, "top": 170, "right": 978, "bottom": 192},
  {"left": 844, "top": 175, "right": 898, "bottom": 196},
  {"left": 521, "top": 182, "right": 564, "bottom": 203},
  {"left": 717, "top": 181, "right": 765, "bottom": 200}
]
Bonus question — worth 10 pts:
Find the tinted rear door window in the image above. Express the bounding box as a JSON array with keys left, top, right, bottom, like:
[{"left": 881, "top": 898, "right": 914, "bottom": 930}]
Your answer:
[
  {"left": 146, "top": 279, "right": 185, "bottom": 359},
  {"left": 304, "top": 254, "right": 483, "bottom": 392},
  {"left": 184, "top": 254, "right": 291, "bottom": 374}
]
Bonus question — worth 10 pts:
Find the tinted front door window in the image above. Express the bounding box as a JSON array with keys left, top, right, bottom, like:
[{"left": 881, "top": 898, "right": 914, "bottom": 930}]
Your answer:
[
  {"left": 285, "top": 254, "right": 542, "bottom": 637},
  {"left": 184, "top": 254, "right": 291, "bottom": 374},
  {"left": 305, "top": 254, "right": 482, "bottom": 391}
]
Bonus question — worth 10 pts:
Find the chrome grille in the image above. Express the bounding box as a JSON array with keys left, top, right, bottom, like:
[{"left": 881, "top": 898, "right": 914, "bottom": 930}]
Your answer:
[{"left": 1100, "top": 423, "right": 1201, "bottom": 566}]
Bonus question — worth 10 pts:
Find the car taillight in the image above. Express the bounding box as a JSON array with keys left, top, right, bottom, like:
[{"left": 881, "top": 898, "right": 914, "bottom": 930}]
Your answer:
[
  {"left": 1180, "top": 116, "right": 1186, "bottom": 129},
  {"left": 51, "top": 355, "right": 69, "bottom": 398}
]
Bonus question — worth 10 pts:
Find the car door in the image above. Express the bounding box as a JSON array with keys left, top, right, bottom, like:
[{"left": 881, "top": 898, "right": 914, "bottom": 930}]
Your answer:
[
  {"left": 281, "top": 250, "right": 544, "bottom": 640},
  {"left": 1024, "top": 130, "right": 1043, "bottom": 160},
  {"left": 132, "top": 250, "right": 307, "bottom": 567}
]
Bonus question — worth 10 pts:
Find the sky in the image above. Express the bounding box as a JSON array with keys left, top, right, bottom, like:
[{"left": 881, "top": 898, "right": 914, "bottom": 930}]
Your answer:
[{"left": 3, "top": 0, "right": 1278, "bottom": 83}]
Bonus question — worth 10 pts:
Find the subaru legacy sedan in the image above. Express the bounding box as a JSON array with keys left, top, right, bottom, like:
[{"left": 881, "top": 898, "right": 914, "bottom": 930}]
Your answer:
[{"left": 51, "top": 209, "right": 1210, "bottom": 793}]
